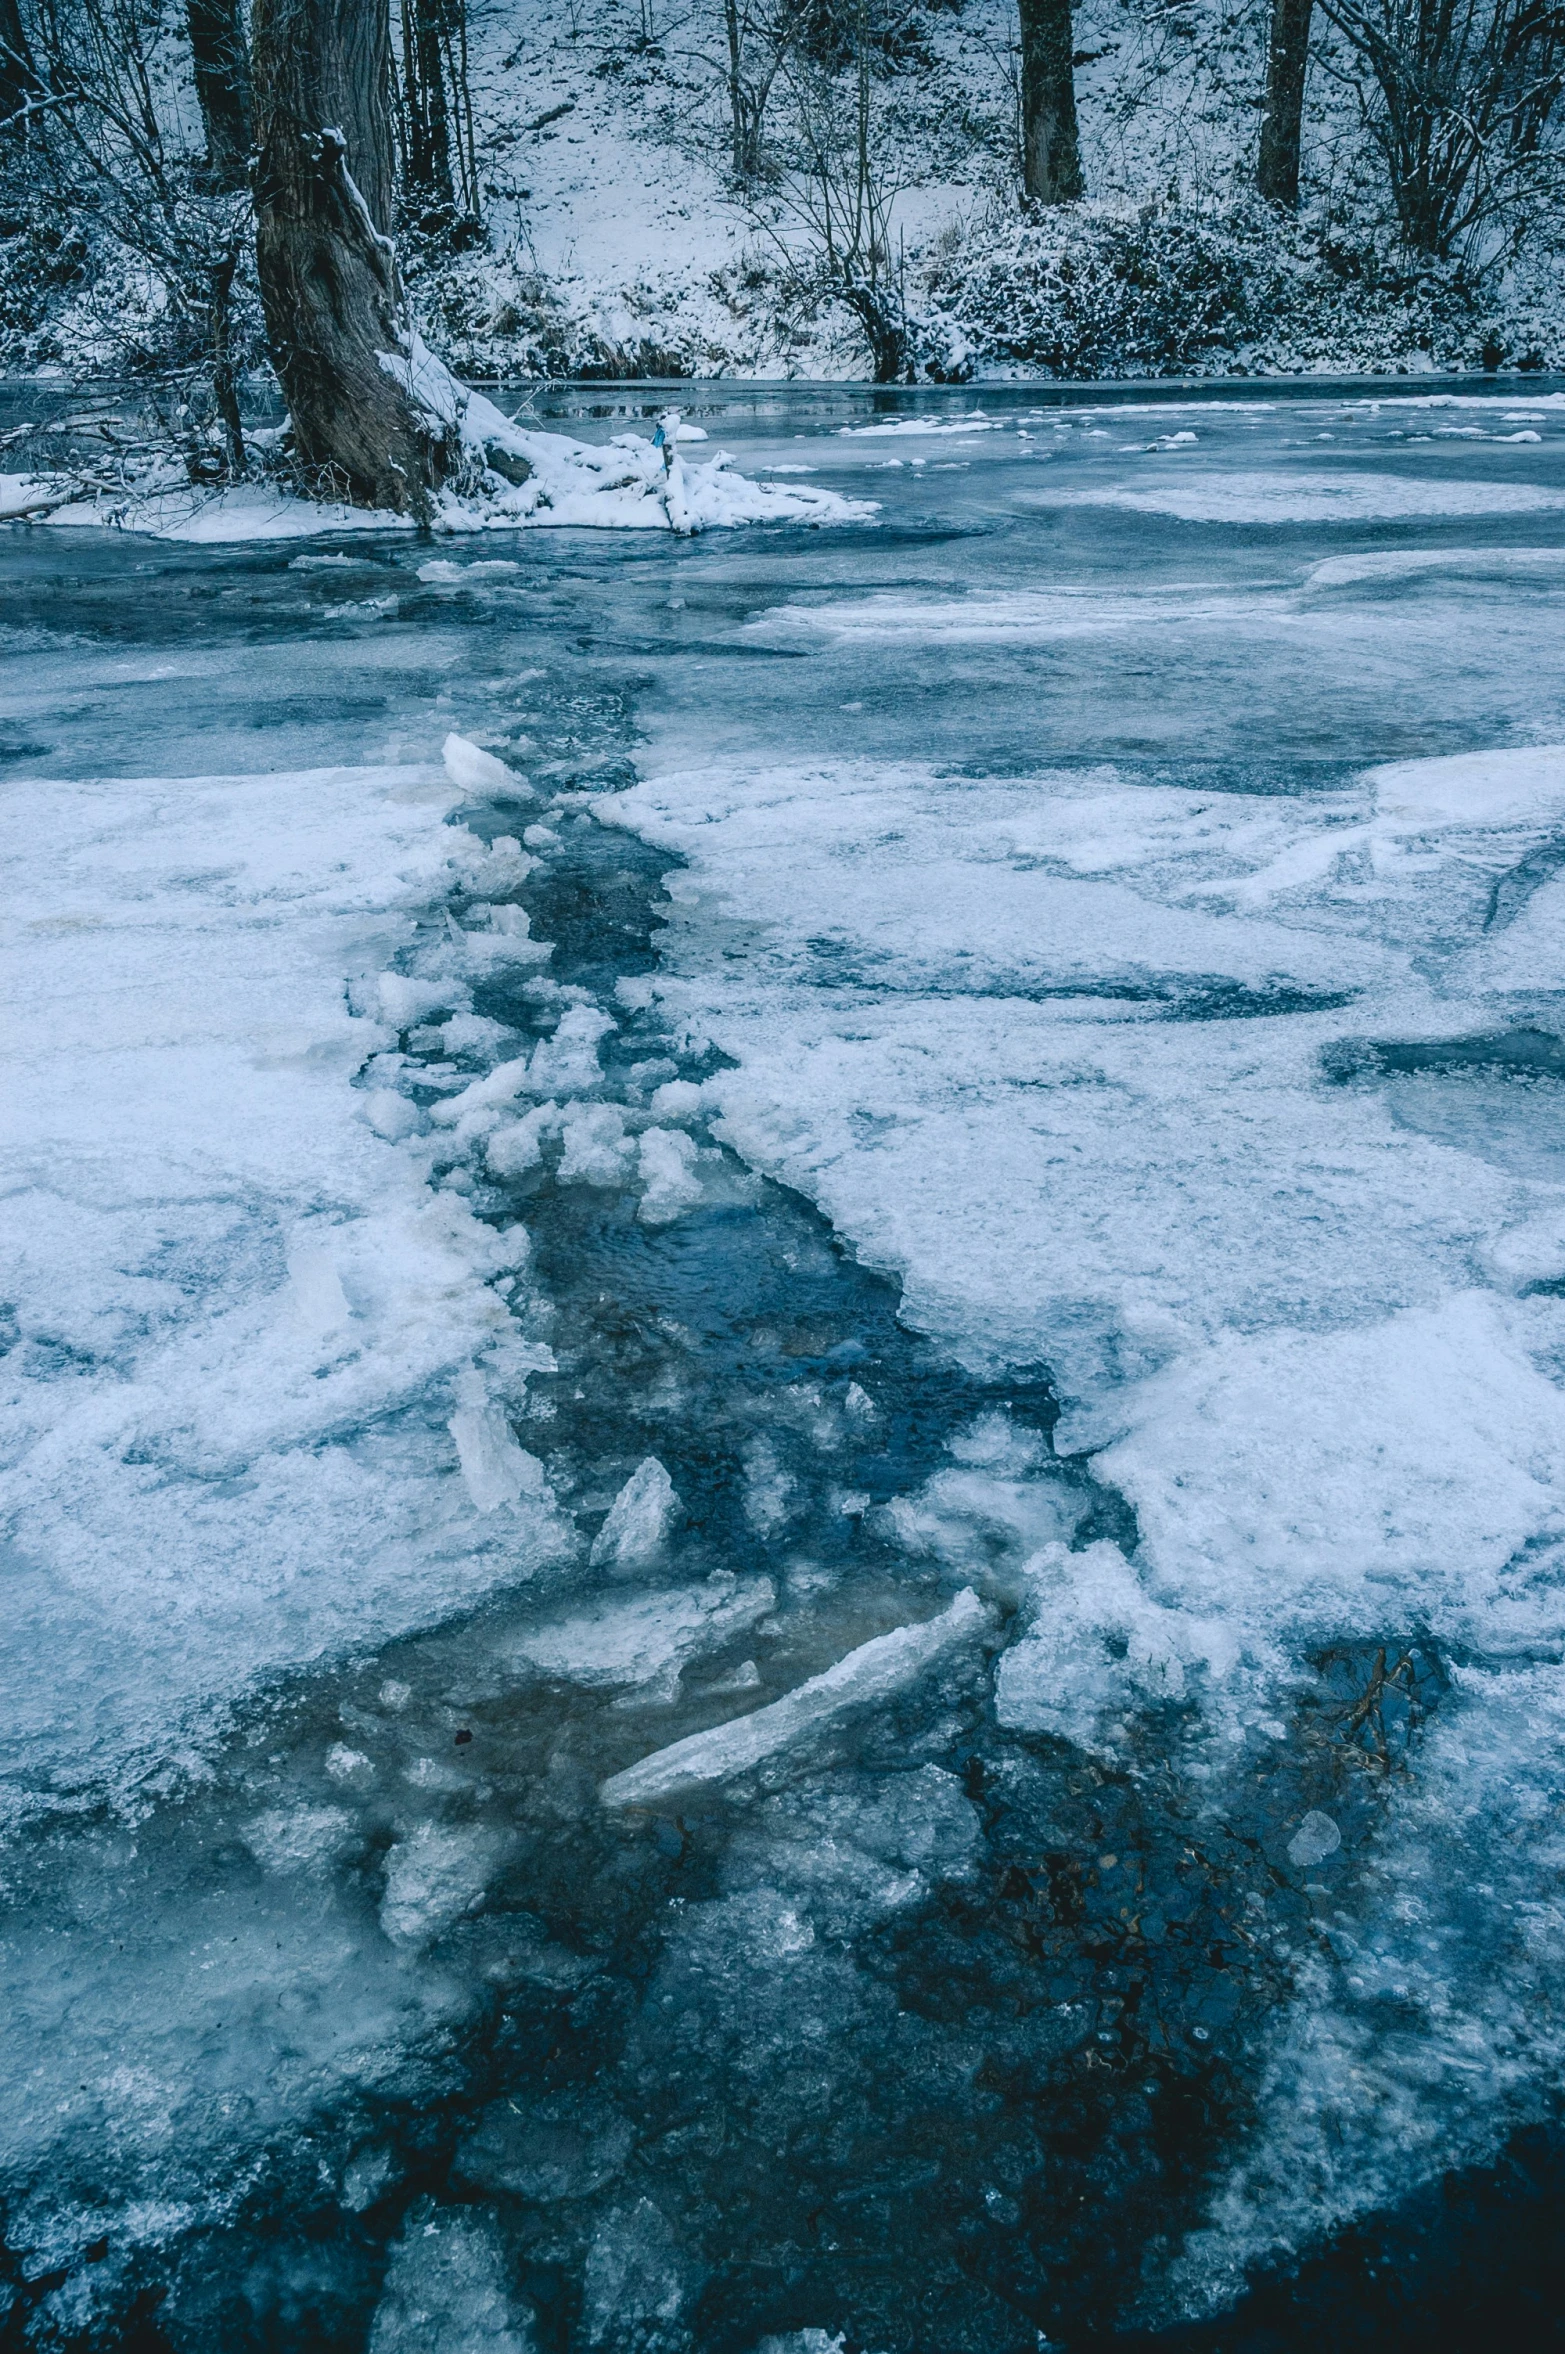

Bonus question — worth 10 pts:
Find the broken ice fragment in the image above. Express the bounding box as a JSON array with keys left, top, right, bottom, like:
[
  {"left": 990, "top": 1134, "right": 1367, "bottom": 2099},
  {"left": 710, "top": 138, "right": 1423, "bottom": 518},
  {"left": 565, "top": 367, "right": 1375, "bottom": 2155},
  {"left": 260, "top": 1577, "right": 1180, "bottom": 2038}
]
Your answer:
[
  {"left": 504, "top": 1575, "right": 774, "bottom": 1690},
  {"left": 242, "top": 1804, "right": 355, "bottom": 1874},
  {"left": 580, "top": 2200, "right": 686, "bottom": 2348},
  {"left": 449, "top": 1375, "right": 545, "bottom": 1514},
  {"left": 442, "top": 732, "right": 534, "bottom": 797},
  {"left": 589, "top": 1457, "right": 681, "bottom": 1573},
  {"left": 324, "top": 1743, "right": 374, "bottom": 1788},
  {"left": 557, "top": 1102, "right": 634, "bottom": 1185},
  {"left": 637, "top": 1125, "right": 703, "bottom": 1222},
  {"left": 1286, "top": 1809, "right": 1343, "bottom": 1868},
  {"left": 527, "top": 1003, "right": 617, "bottom": 1097},
  {"left": 368, "top": 2199, "right": 536, "bottom": 2354},
  {"left": 600, "top": 1587, "right": 993, "bottom": 1807},
  {"left": 454, "top": 2088, "right": 634, "bottom": 2203},
  {"left": 379, "top": 1822, "right": 511, "bottom": 1946}
]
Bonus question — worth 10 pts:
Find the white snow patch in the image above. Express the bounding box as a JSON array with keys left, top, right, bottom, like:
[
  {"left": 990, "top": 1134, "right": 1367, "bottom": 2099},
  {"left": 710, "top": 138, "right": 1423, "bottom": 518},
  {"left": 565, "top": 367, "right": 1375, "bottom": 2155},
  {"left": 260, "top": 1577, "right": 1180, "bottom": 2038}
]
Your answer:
[{"left": 1025, "top": 469, "right": 1565, "bottom": 523}]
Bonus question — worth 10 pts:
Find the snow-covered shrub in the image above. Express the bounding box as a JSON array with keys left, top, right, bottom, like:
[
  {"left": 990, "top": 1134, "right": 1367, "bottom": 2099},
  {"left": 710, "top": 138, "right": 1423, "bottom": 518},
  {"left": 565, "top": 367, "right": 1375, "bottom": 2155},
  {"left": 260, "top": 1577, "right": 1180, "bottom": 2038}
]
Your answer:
[
  {"left": 922, "top": 202, "right": 1249, "bottom": 376},
  {"left": 912, "top": 195, "right": 1564, "bottom": 378}
]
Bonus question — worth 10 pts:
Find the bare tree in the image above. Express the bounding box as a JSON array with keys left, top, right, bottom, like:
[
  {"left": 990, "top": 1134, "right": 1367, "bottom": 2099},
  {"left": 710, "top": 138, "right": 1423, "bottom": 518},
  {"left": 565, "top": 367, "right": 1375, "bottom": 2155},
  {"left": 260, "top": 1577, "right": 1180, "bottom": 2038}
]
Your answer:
[
  {"left": 1018, "top": 0, "right": 1084, "bottom": 201},
  {"left": 1257, "top": 0, "right": 1313, "bottom": 202},
  {"left": 759, "top": 0, "right": 913, "bottom": 376},
  {"left": 12, "top": 0, "right": 254, "bottom": 468},
  {"left": 1319, "top": 0, "right": 1565, "bottom": 251},
  {"left": 250, "top": 0, "right": 450, "bottom": 509},
  {"left": 399, "top": 0, "right": 478, "bottom": 227},
  {"left": 720, "top": 0, "right": 811, "bottom": 177},
  {"left": 185, "top": 0, "right": 251, "bottom": 190},
  {"left": 0, "top": 0, "right": 40, "bottom": 132}
]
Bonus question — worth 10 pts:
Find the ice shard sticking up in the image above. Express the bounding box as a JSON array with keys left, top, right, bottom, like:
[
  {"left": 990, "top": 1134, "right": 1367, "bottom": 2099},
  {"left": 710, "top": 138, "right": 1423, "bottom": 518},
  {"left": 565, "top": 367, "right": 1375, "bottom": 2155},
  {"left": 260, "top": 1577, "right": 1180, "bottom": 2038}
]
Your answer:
[
  {"left": 589, "top": 1457, "right": 682, "bottom": 1573},
  {"left": 600, "top": 1587, "right": 994, "bottom": 1806}
]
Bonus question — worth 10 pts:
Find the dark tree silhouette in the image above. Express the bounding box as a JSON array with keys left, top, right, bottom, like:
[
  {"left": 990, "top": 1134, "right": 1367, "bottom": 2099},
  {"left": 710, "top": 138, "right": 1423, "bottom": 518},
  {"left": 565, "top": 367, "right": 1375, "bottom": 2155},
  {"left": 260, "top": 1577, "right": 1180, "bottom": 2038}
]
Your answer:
[
  {"left": 186, "top": 0, "right": 252, "bottom": 190},
  {"left": 1018, "top": 0, "right": 1084, "bottom": 202},
  {"left": 1258, "top": 0, "right": 1313, "bottom": 203}
]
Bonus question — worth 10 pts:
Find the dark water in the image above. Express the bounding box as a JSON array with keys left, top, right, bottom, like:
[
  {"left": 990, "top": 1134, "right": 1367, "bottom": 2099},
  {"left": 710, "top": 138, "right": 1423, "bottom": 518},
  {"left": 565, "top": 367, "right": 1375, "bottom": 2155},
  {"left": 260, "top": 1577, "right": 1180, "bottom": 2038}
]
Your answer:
[{"left": 4, "top": 378, "right": 1565, "bottom": 2352}]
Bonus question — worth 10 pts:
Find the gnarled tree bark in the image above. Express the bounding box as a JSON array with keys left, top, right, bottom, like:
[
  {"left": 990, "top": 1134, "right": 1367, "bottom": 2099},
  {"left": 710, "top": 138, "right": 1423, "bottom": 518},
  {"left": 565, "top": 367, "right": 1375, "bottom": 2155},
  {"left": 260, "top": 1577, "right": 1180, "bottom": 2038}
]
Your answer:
[
  {"left": 1257, "top": 0, "right": 1313, "bottom": 205},
  {"left": 250, "top": 0, "right": 448, "bottom": 511},
  {"left": 1018, "top": 0, "right": 1084, "bottom": 202}
]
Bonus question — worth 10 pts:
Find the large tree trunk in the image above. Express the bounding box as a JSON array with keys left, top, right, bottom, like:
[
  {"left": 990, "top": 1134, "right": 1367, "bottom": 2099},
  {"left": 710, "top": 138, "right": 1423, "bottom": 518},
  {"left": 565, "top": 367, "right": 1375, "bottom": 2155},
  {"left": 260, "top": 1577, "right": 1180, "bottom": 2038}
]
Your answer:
[
  {"left": 187, "top": 0, "right": 253, "bottom": 190},
  {"left": 251, "top": 0, "right": 446, "bottom": 512},
  {"left": 1257, "top": 0, "right": 1312, "bottom": 205},
  {"left": 1018, "top": 0, "right": 1084, "bottom": 203}
]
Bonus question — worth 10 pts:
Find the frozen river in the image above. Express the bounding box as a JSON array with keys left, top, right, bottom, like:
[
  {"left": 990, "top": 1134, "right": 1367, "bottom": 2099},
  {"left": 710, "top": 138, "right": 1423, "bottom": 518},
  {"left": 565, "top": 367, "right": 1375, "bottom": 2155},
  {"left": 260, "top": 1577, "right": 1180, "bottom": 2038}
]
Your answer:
[{"left": 5, "top": 378, "right": 1565, "bottom": 2349}]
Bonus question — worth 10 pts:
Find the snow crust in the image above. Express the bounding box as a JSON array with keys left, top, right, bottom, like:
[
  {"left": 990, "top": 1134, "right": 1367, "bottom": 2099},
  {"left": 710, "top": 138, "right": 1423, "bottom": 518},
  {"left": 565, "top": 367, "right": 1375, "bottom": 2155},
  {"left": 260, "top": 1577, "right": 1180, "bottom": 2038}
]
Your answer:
[
  {"left": 1028, "top": 467, "right": 1565, "bottom": 522},
  {"left": 0, "top": 757, "right": 572, "bottom": 1822}
]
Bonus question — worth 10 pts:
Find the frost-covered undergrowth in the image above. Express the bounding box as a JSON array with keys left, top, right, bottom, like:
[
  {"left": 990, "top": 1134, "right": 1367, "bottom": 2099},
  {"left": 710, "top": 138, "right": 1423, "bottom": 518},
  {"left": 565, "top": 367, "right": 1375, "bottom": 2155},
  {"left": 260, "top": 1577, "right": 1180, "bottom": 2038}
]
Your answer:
[
  {"left": 912, "top": 202, "right": 1565, "bottom": 381},
  {"left": 597, "top": 727, "right": 1565, "bottom": 2300},
  {"left": 402, "top": 199, "right": 1565, "bottom": 385}
]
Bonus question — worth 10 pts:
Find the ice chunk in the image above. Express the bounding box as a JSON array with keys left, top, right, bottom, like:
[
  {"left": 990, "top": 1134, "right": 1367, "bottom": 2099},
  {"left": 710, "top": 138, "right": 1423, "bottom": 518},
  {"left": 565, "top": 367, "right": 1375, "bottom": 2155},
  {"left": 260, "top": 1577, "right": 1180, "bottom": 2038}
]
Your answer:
[
  {"left": 601, "top": 1588, "right": 994, "bottom": 1806},
  {"left": 449, "top": 1374, "right": 546, "bottom": 1514},
  {"left": 557, "top": 1103, "right": 635, "bottom": 1185},
  {"left": 648, "top": 1078, "right": 706, "bottom": 1122},
  {"left": 361, "top": 1087, "right": 423, "bottom": 1140},
  {"left": 454, "top": 2088, "right": 634, "bottom": 2203},
  {"left": 419, "top": 559, "right": 522, "bottom": 583},
  {"left": 750, "top": 2336, "right": 846, "bottom": 2354},
  {"left": 342, "top": 2144, "right": 399, "bottom": 2212},
  {"left": 439, "top": 1011, "right": 519, "bottom": 1060},
  {"left": 442, "top": 733, "right": 534, "bottom": 796},
  {"left": 380, "top": 1822, "right": 511, "bottom": 1946},
  {"left": 724, "top": 1766, "right": 980, "bottom": 1933},
  {"left": 580, "top": 2201, "right": 686, "bottom": 2348},
  {"left": 368, "top": 2200, "right": 535, "bottom": 2354},
  {"left": 1287, "top": 1809, "right": 1343, "bottom": 1868},
  {"left": 994, "top": 1541, "right": 1234, "bottom": 1752},
  {"left": 590, "top": 1457, "right": 682, "bottom": 1573},
  {"left": 486, "top": 1102, "right": 563, "bottom": 1177},
  {"left": 637, "top": 1125, "right": 702, "bottom": 1223},
  {"left": 742, "top": 1436, "right": 797, "bottom": 1538},
  {"left": 527, "top": 1003, "right": 617, "bottom": 1097},
  {"left": 505, "top": 1575, "right": 775, "bottom": 1690},
  {"left": 378, "top": 970, "right": 470, "bottom": 1028},
  {"left": 1027, "top": 469, "right": 1565, "bottom": 523},
  {"left": 242, "top": 1805, "right": 355, "bottom": 1874}
]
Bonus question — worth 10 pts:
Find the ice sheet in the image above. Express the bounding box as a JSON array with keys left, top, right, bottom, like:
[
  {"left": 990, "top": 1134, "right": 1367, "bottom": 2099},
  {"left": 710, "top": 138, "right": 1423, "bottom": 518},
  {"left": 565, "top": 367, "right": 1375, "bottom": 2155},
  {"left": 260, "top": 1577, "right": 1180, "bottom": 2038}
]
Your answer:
[
  {"left": 596, "top": 726, "right": 1565, "bottom": 2293},
  {"left": 1024, "top": 468, "right": 1565, "bottom": 522},
  {"left": 0, "top": 759, "right": 571, "bottom": 1821}
]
